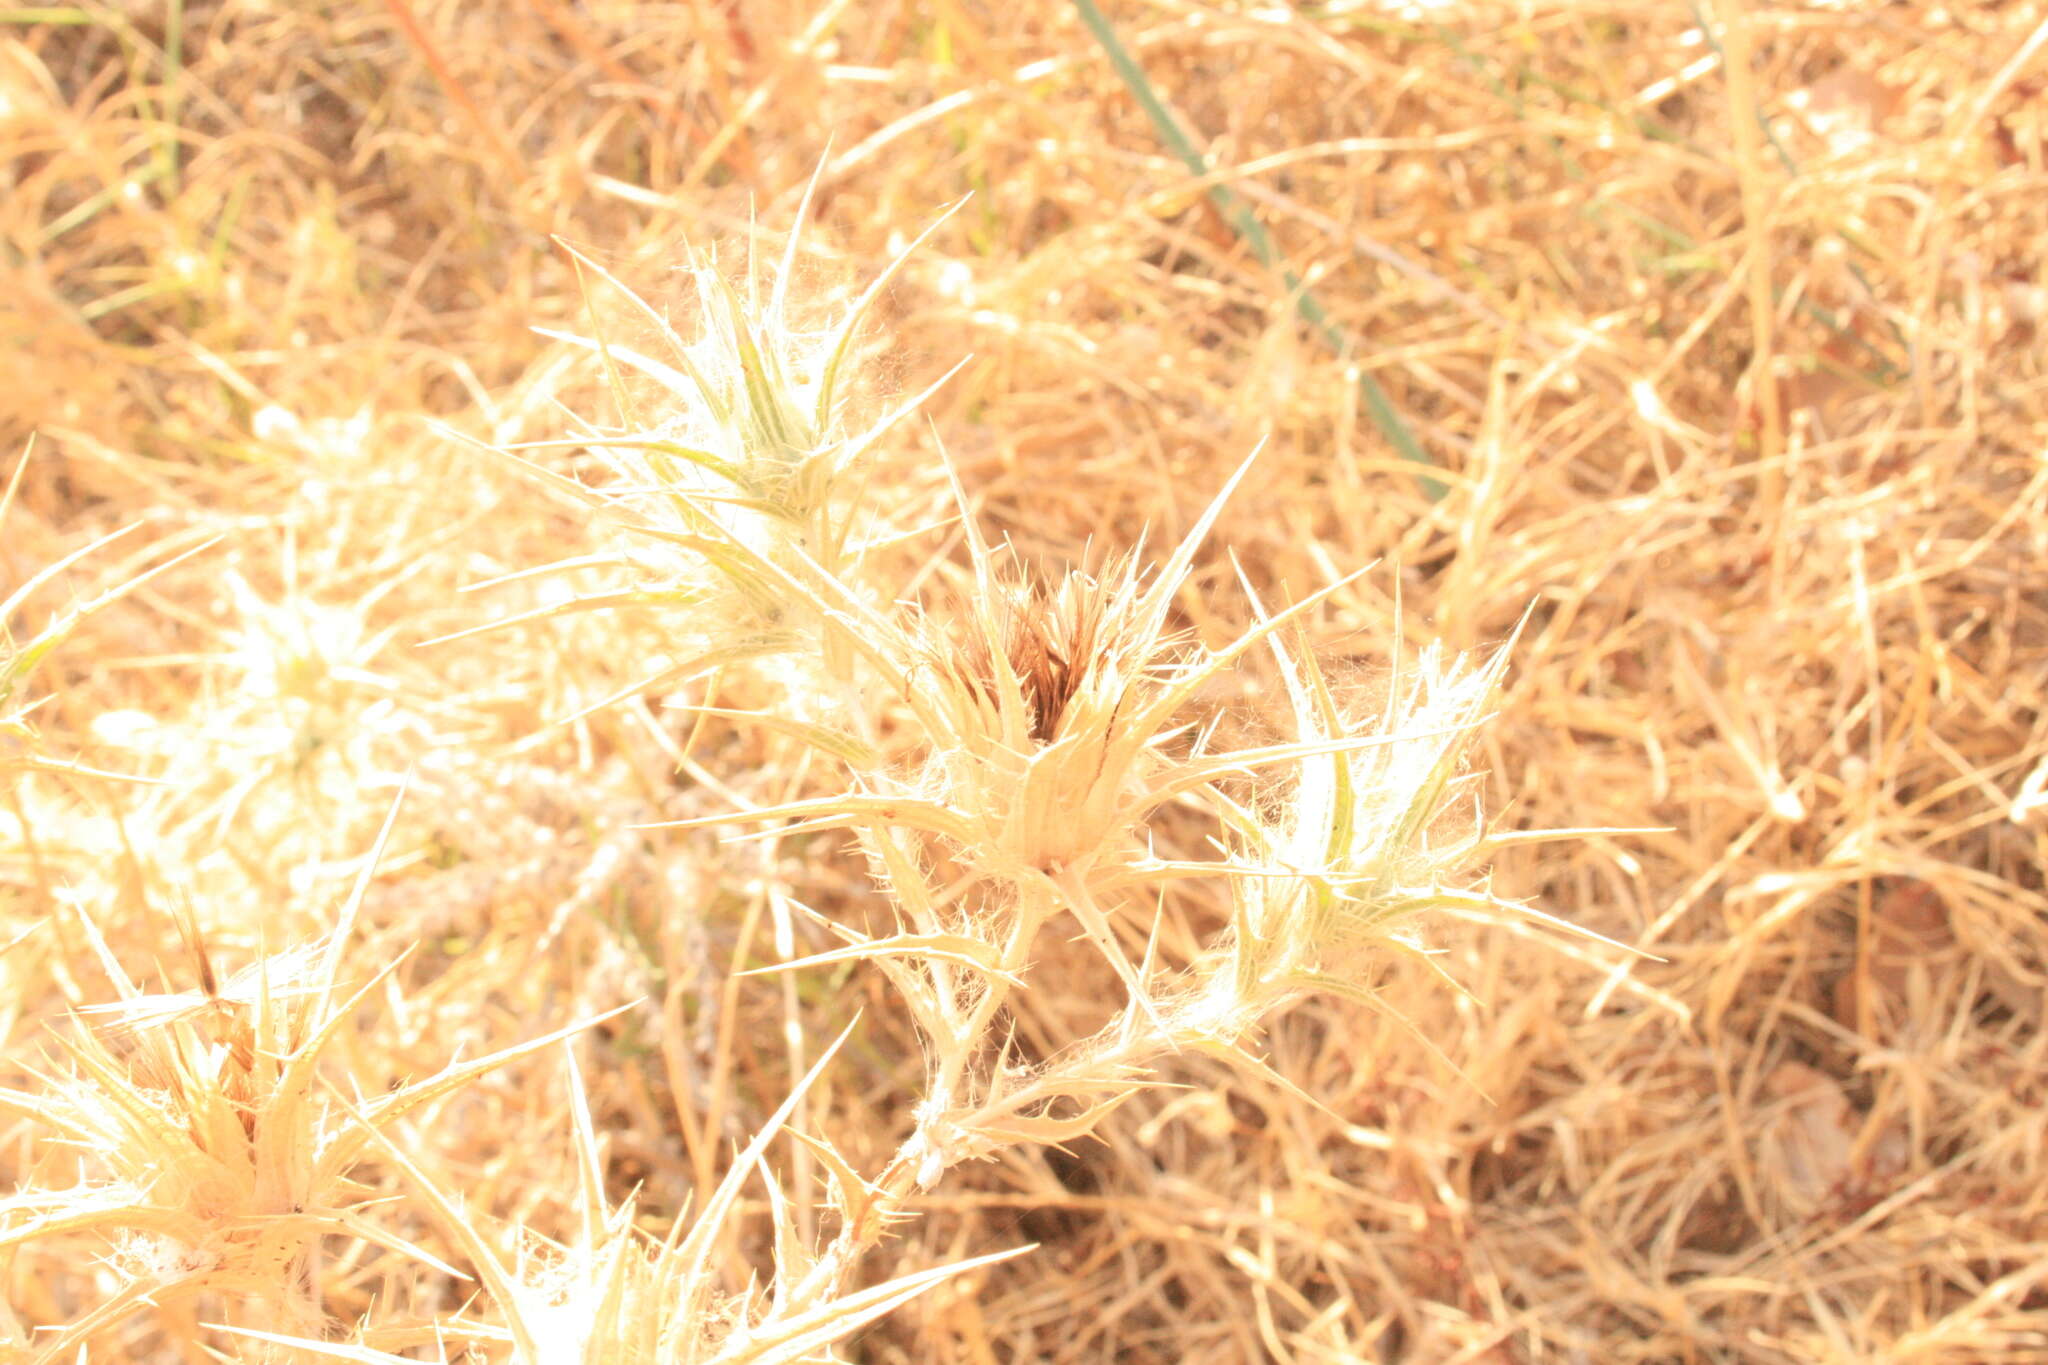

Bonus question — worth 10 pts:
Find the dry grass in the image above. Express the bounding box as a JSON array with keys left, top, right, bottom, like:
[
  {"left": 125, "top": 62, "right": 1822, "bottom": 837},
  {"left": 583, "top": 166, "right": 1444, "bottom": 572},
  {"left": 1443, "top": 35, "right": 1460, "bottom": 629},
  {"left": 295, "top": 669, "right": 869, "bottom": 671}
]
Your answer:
[{"left": 4, "top": 1, "right": 2046, "bottom": 1361}]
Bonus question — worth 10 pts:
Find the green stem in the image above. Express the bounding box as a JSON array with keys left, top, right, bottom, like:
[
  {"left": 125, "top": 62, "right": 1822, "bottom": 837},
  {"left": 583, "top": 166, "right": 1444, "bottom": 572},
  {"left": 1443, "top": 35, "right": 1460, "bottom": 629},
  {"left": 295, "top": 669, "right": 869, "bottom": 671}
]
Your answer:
[{"left": 1071, "top": 0, "right": 1445, "bottom": 501}]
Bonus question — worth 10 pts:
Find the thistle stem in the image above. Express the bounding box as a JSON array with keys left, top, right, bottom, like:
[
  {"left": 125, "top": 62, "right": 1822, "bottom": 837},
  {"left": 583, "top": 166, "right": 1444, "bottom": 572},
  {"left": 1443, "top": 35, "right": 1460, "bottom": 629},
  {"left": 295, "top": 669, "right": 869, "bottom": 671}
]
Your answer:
[{"left": 785, "top": 876, "right": 1054, "bottom": 1311}]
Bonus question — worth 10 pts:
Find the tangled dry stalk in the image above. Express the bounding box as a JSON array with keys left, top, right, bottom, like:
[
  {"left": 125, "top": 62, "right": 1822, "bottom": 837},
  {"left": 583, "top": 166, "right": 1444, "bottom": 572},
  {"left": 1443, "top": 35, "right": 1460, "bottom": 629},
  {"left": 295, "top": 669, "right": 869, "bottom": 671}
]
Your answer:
[{"left": 4, "top": 2, "right": 2045, "bottom": 1361}]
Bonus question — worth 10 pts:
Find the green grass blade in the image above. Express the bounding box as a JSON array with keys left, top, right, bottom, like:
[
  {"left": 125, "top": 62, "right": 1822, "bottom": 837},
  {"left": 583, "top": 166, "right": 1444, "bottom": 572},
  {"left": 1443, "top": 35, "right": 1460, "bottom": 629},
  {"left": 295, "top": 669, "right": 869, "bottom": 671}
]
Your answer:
[{"left": 1070, "top": 0, "right": 1444, "bottom": 500}]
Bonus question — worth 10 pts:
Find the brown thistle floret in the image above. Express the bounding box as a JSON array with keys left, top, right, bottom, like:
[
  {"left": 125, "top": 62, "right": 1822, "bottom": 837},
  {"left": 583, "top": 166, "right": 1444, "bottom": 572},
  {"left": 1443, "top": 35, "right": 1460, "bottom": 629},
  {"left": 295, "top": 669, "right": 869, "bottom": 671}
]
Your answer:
[{"left": 939, "top": 559, "right": 1140, "bottom": 748}]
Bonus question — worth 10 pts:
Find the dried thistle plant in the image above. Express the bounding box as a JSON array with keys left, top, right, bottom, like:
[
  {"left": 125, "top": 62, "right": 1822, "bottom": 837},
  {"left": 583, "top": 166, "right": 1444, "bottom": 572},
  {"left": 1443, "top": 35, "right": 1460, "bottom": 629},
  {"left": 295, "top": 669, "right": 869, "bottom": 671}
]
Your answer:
[
  {"left": 457, "top": 206, "right": 1565, "bottom": 1343},
  {"left": 218, "top": 1041, "right": 1024, "bottom": 1365},
  {"left": 12, "top": 6, "right": 2047, "bottom": 1357},
  {"left": 739, "top": 564, "right": 1531, "bottom": 1318},
  {"left": 0, "top": 797, "right": 626, "bottom": 1361},
  {"left": 434, "top": 181, "right": 967, "bottom": 725}
]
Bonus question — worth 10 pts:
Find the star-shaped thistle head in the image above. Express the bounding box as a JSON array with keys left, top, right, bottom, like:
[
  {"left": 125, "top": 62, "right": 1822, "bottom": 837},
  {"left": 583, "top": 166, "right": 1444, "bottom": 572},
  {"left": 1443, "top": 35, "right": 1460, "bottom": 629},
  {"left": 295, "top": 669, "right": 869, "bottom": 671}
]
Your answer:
[
  {"left": 213, "top": 1032, "right": 1025, "bottom": 1365},
  {"left": 0, "top": 797, "right": 626, "bottom": 1359}
]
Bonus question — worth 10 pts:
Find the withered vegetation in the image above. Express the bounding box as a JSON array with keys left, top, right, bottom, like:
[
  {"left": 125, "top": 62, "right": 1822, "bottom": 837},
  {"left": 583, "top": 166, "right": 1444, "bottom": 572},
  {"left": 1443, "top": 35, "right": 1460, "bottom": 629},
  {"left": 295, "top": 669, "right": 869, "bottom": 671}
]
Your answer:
[{"left": 3, "top": 2, "right": 2046, "bottom": 1362}]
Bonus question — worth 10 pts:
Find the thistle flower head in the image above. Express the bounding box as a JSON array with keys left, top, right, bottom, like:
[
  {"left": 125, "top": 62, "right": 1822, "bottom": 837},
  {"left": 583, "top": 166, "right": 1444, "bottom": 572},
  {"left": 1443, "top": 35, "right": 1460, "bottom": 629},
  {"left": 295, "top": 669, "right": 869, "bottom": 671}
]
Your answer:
[
  {"left": 0, "top": 799, "right": 625, "bottom": 1354},
  {"left": 1215, "top": 630, "right": 1511, "bottom": 1017},
  {"left": 451, "top": 198, "right": 966, "bottom": 712},
  {"left": 228, "top": 1030, "right": 1023, "bottom": 1365},
  {"left": 0, "top": 909, "right": 394, "bottom": 1347},
  {"left": 654, "top": 450, "right": 1425, "bottom": 1007},
  {"left": 530, "top": 193, "right": 963, "bottom": 580},
  {"left": 912, "top": 548, "right": 1190, "bottom": 883}
]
